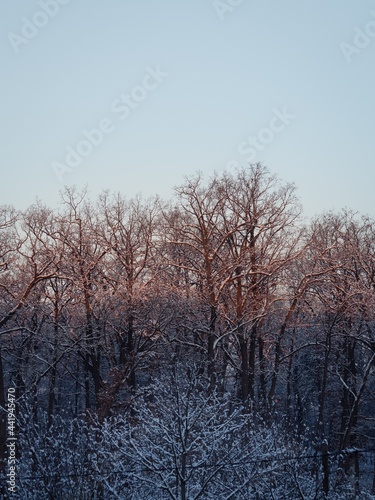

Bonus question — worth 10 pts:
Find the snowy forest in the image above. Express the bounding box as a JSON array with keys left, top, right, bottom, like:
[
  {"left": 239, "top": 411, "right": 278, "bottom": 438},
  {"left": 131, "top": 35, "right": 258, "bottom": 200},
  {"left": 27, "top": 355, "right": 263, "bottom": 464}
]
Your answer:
[{"left": 1, "top": 164, "right": 375, "bottom": 499}]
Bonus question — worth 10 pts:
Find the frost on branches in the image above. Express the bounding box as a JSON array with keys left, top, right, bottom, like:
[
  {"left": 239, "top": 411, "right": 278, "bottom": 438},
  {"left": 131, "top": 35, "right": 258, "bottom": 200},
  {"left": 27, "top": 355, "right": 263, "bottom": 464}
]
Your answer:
[
  {"left": 14, "top": 366, "right": 319, "bottom": 499},
  {"left": 1, "top": 166, "right": 375, "bottom": 497}
]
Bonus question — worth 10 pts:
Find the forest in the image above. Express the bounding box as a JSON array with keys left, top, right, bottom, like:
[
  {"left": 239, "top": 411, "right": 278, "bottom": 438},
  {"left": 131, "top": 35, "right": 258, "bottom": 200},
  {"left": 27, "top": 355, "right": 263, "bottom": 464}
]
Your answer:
[{"left": 1, "top": 164, "right": 375, "bottom": 499}]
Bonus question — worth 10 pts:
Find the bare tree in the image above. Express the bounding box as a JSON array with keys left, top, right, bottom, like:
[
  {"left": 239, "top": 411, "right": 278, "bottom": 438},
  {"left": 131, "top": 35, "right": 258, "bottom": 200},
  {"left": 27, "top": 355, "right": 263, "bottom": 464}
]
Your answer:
[{"left": 0, "top": 203, "right": 59, "bottom": 475}]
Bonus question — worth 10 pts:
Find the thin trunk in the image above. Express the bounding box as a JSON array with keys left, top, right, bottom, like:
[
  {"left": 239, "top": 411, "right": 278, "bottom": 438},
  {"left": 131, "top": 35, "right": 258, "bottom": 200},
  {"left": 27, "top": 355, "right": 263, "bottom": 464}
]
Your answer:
[
  {"left": 293, "top": 365, "right": 304, "bottom": 435},
  {"left": 84, "top": 354, "right": 90, "bottom": 409},
  {"left": 248, "top": 324, "right": 257, "bottom": 402},
  {"left": 322, "top": 440, "right": 329, "bottom": 497},
  {"left": 47, "top": 303, "right": 59, "bottom": 428},
  {"left": 239, "top": 334, "right": 249, "bottom": 407},
  {"left": 208, "top": 305, "right": 217, "bottom": 393},
  {"left": 340, "top": 338, "right": 357, "bottom": 450},
  {"left": 181, "top": 451, "right": 187, "bottom": 500},
  {"left": 218, "top": 339, "right": 229, "bottom": 396},
  {"left": 286, "top": 338, "right": 294, "bottom": 429},
  {"left": 341, "top": 353, "right": 375, "bottom": 450},
  {"left": 258, "top": 336, "right": 266, "bottom": 404},
  {"left": 74, "top": 358, "right": 80, "bottom": 418},
  {"left": 317, "top": 331, "right": 331, "bottom": 442},
  {"left": 268, "top": 299, "right": 298, "bottom": 406},
  {"left": 47, "top": 355, "right": 57, "bottom": 428},
  {"left": 127, "top": 314, "right": 136, "bottom": 390}
]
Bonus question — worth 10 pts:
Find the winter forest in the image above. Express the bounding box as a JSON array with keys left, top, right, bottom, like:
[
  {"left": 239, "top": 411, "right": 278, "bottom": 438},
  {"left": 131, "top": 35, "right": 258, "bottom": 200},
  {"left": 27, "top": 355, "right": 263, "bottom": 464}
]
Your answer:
[{"left": 1, "top": 164, "right": 375, "bottom": 499}]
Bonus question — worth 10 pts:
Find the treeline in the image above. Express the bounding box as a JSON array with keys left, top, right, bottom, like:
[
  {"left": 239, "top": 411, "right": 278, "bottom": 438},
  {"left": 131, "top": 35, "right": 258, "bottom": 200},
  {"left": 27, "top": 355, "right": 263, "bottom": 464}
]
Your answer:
[{"left": 1, "top": 164, "right": 375, "bottom": 498}]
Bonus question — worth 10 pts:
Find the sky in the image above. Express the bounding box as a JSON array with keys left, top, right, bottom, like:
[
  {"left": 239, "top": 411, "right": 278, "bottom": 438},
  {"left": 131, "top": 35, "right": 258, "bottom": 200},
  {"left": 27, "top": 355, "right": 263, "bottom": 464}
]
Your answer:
[{"left": 1, "top": 0, "right": 374, "bottom": 218}]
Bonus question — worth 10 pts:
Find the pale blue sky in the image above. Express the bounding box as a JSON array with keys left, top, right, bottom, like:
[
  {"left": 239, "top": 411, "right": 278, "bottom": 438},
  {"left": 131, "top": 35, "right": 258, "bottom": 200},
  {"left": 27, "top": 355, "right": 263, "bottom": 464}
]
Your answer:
[{"left": 1, "top": 0, "right": 374, "bottom": 217}]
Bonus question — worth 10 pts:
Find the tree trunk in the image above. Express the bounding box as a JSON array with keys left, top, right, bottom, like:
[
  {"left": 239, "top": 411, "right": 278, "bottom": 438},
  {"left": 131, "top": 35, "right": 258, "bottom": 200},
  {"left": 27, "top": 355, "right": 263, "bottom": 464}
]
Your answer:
[
  {"left": 248, "top": 324, "right": 257, "bottom": 402},
  {"left": 321, "top": 440, "right": 329, "bottom": 497},
  {"left": 258, "top": 335, "right": 266, "bottom": 405},
  {"left": 208, "top": 305, "right": 217, "bottom": 393},
  {"left": 48, "top": 305, "right": 59, "bottom": 428},
  {"left": 239, "top": 334, "right": 249, "bottom": 407}
]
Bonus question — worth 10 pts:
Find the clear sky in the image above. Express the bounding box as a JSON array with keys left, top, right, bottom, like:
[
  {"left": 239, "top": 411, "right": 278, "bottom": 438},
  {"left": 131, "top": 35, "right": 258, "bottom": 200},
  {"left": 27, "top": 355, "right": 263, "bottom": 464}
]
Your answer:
[{"left": 1, "top": 0, "right": 374, "bottom": 218}]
